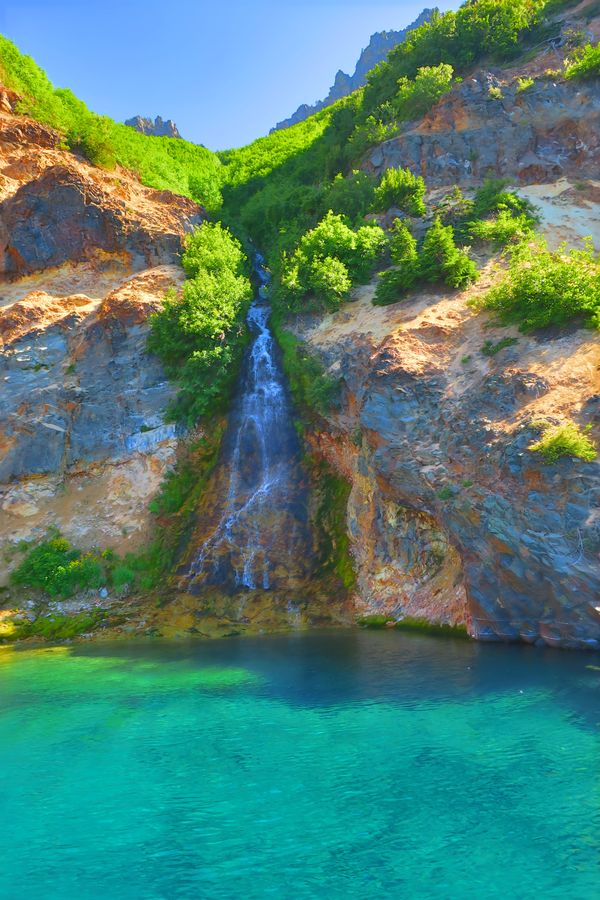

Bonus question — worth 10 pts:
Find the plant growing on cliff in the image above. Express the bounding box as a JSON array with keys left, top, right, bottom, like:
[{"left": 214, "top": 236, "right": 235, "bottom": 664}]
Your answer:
[
  {"left": 278, "top": 211, "right": 387, "bottom": 310},
  {"left": 469, "top": 209, "right": 534, "bottom": 248},
  {"left": 564, "top": 42, "right": 600, "bottom": 80},
  {"left": 373, "top": 220, "right": 420, "bottom": 305},
  {"left": 471, "top": 236, "right": 600, "bottom": 330},
  {"left": 148, "top": 223, "right": 252, "bottom": 423},
  {"left": 529, "top": 421, "right": 597, "bottom": 464},
  {"left": 10, "top": 536, "right": 104, "bottom": 598},
  {"left": 373, "top": 167, "right": 426, "bottom": 216},
  {"left": 419, "top": 217, "right": 478, "bottom": 288}
]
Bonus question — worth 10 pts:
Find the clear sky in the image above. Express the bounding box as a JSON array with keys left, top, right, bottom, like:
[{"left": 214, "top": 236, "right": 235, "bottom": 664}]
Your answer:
[{"left": 0, "top": 1, "right": 458, "bottom": 150}]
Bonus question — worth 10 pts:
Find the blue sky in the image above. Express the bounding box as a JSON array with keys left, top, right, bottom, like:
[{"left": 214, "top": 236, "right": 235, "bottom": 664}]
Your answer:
[{"left": 0, "top": 1, "right": 458, "bottom": 150}]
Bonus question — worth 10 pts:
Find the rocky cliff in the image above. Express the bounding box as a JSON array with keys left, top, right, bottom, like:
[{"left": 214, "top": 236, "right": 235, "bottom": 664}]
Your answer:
[
  {"left": 124, "top": 115, "right": 182, "bottom": 139},
  {"left": 287, "top": 7, "right": 600, "bottom": 651},
  {"left": 272, "top": 8, "right": 434, "bottom": 131},
  {"left": 0, "top": 88, "right": 202, "bottom": 578}
]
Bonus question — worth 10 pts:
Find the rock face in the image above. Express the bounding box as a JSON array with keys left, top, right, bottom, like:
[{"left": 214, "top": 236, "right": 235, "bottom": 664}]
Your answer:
[
  {"left": 272, "top": 8, "right": 434, "bottom": 131},
  {"left": 0, "top": 93, "right": 203, "bottom": 575},
  {"left": 363, "top": 71, "right": 600, "bottom": 188},
  {"left": 125, "top": 115, "right": 182, "bottom": 139},
  {"left": 295, "top": 237, "right": 600, "bottom": 650}
]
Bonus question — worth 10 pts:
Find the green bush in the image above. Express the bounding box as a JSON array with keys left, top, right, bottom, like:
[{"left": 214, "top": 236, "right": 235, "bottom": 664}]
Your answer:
[
  {"left": 373, "top": 167, "right": 426, "bottom": 216},
  {"left": 278, "top": 211, "right": 387, "bottom": 310},
  {"left": 393, "top": 63, "right": 456, "bottom": 120},
  {"left": 419, "top": 217, "right": 478, "bottom": 288},
  {"left": 472, "top": 237, "right": 600, "bottom": 330},
  {"left": 564, "top": 42, "right": 600, "bottom": 79},
  {"left": 148, "top": 223, "right": 253, "bottom": 424},
  {"left": 373, "top": 221, "right": 420, "bottom": 305},
  {"left": 10, "top": 537, "right": 104, "bottom": 598},
  {"left": 274, "top": 328, "right": 340, "bottom": 419},
  {"left": 529, "top": 421, "right": 597, "bottom": 463},
  {"left": 516, "top": 75, "right": 535, "bottom": 92},
  {"left": 481, "top": 336, "right": 519, "bottom": 355},
  {"left": 389, "top": 219, "right": 418, "bottom": 265},
  {"left": 468, "top": 209, "right": 534, "bottom": 248}
]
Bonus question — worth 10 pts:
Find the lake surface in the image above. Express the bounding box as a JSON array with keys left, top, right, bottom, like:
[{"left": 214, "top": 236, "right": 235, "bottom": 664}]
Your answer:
[{"left": 1, "top": 631, "right": 598, "bottom": 898}]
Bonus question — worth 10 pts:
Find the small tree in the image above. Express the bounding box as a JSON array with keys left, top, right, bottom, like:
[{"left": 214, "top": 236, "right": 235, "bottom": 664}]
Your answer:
[
  {"left": 373, "top": 167, "right": 426, "bottom": 216},
  {"left": 419, "top": 217, "right": 477, "bottom": 288}
]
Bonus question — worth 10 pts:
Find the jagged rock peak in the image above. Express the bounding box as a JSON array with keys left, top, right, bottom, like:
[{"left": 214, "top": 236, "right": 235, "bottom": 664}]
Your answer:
[
  {"left": 124, "top": 115, "right": 182, "bottom": 139},
  {"left": 272, "top": 8, "right": 436, "bottom": 132}
]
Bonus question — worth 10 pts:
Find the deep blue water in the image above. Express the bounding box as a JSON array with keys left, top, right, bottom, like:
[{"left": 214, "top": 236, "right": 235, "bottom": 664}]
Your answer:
[{"left": 1, "top": 631, "right": 599, "bottom": 898}]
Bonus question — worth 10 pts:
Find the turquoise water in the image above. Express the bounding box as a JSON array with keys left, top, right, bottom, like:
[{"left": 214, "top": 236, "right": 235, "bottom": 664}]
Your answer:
[{"left": 0, "top": 632, "right": 598, "bottom": 898}]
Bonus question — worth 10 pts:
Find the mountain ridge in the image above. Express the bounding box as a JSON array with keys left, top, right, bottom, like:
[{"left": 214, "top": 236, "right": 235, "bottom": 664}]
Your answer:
[{"left": 272, "top": 7, "right": 436, "bottom": 132}]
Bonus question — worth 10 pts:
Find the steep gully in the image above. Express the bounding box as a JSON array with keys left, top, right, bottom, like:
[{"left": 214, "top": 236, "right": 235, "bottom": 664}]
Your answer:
[{"left": 183, "top": 257, "right": 312, "bottom": 594}]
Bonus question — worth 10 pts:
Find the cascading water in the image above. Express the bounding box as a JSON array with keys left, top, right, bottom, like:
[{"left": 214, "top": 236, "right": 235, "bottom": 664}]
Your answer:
[{"left": 184, "top": 255, "right": 311, "bottom": 595}]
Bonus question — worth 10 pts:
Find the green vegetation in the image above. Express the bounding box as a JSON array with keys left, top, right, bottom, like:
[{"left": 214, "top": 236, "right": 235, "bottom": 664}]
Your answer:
[
  {"left": 11, "top": 536, "right": 104, "bottom": 598},
  {"left": 419, "top": 217, "right": 478, "bottom": 287},
  {"left": 278, "top": 211, "right": 387, "bottom": 310},
  {"left": 564, "top": 42, "right": 600, "bottom": 79},
  {"left": 122, "top": 425, "right": 226, "bottom": 591},
  {"left": 148, "top": 223, "right": 253, "bottom": 424},
  {"left": 481, "top": 336, "right": 519, "bottom": 355},
  {"left": 437, "top": 485, "right": 455, "bottom": 501},
  {"left": 374, "top": 216, "right": 477, "bottom": 305},
  {"left": 516, "top": 75, "right": 535, "bottom": 92},
  {"left": 274, "top": 326, "right": 340, "bottom": 423},
  {"left": 357, "top": 614, "right": 391, "bottom": 628},
  {"left": 488, "top": 85, "right": 504, "bottom": 100},
  {"left": 10, "top": 611, "right": 105, "bottom": 642},
  {"left": 373, "top": 167, "right": 426, "bottom": 216},
  {"left": 357, "top": 614, "right": 470, "bottom": 638},
  {"left": 0, "top": 35, "right": 223, "bottom": 210},
  {"left": 313, "top": 462, "right": 356, "bottom": 590},
  {"left": 469, "top": 208, "right": 534, "bottom": 248},
  {"left": 472, "top": 237, "right": 600, "bottom": 330},
  {"left": 529, "top": 421, "right": 597, "bottom": 463}
]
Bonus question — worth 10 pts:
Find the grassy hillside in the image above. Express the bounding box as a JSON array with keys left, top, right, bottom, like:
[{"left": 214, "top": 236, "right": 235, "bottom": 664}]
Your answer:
[
  {"left": 0, "top": 0, "right": 567, "bottom": 229},
  {"left": 0, "top": 34, "right": 224, "bottom": 211}
]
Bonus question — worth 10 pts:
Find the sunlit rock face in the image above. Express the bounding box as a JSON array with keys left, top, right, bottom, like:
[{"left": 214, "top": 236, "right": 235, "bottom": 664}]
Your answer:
[
  {"left": 294, "top": 260, "right": 600, "bottom": 651},
  {"left": 0, "top": 95, "right": 204, "bottom": 571},
  {"left": 363, "top": 73, "right": 600, "bottom": 189}
]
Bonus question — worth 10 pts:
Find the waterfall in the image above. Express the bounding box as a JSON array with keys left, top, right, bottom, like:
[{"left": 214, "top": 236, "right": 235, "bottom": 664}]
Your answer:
[{"left": 186, "top": 255, "right": 310, "bottom": 593}]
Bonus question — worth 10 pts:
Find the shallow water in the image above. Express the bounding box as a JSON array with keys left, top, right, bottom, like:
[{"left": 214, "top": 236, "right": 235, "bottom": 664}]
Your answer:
[{"left": 1, "top": 632, "right": 598, "bottom": 898}]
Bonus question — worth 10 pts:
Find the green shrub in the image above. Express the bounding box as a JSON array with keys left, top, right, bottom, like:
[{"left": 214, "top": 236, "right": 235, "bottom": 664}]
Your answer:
[
  {"left": 373, "top": 167, "right": 426, "bottom": 216},
  {"left": 148, "top": 223, "right": 253, "bottom": 424},
  {"left": 516, "top": 75, "right": 535, "bottom": 92},
  {"left": 389, "top": 219, "right": 418, "bottom": 265},
  {"left": 274, "top": 328, "right": 340, "bottom": 419},
  {"left": 375, "top": 221, "right": 421, "bottom": 303},
  {"left": 111, "top": 565, "right": 136, "bottom": 591},
  {"left": 564, "top": 42, "right": 600, "bottom": 79},
  {"left": 469, "top": 209, "right": 534, "bottom": 248},
  {"left": 529, "top": 421, "right": 597, "bottom": 463},
  {"left": 278, "top": 211, "right": 387, "bottom": 311},
  {"left": 419, "top": 217, "right": 478, "bottom": 288},
  {"left": 10, "top": 537, "right": 104, "bottom": 598},
  {"left": 470, "top": 179, "right": 537, "bottom": 222},
  {"left": 472, "top": 237, "right": 600, "bottom": 330},
  {"left": 393, "top": 63, "right": 456, "bottom": 119},
  {"left": 488, "top": 85, "right": 504, "bottom": 100},
  {"left": 481, "top": 336, "right": 519, "bottom": 356}
]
